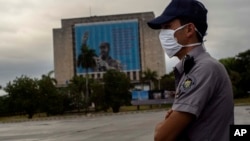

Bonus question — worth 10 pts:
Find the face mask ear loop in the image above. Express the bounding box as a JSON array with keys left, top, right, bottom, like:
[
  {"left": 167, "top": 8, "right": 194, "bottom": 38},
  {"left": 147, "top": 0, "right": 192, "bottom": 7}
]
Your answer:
[
  {"left": 173, "top": 24, "right": 189, "bottom": 46},
  {"left": 195, "top": 28, "right": 203, "bottom": 39},
  {"left": 201, "top": 38, "right": 207, "bottom": 51},
  {"left": 202, "top": 32, "right": 208, "bottom": 43},
  {"left": 201, "top": 32, "right": 208, "bottom": 50},
  {"left": 175, "top": 24, "right": 189, "bottom": 32},
  {"left": 195, "top": 26, "right": 208, "bottom": 43}
]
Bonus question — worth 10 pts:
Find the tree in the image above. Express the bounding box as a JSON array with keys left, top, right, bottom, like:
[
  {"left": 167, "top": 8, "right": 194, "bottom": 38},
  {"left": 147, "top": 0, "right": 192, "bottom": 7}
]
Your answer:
[
  {"left": 220, "top": 50, "right": 250, "bottom": 98},
  {"left": 90, "top": 81, "right": 109, "bottom": 112},
  {"left": 0, "top": 95, "right": 10, "bottom": 116},
  {"left": 160, "top": 71, "right": 175, "bottom": 91},
  {"left": 68, "top": 75, "right": 86, "bottom": 112},
  {"left": 103, "top": 70, "right": 131, "bottom": 113},
  {"left": 141, "top": 68, "right": 158, "bottom": 90},
  {"left": 77, "top": 33, "right": 97, "bottom": 109},
  {"left": 4, "top": 75, "right": 40, "bottom": 119},
  {"left": 219, "top": 57, "right": 238, "bottom": 73},
  {"left": 57, "top": 87, "right": 73, "bottom": 112},
  {"left": 220, "top": 57, "right": 241, "bottom": 98},
  {"left": 38, "top": 71, "right": 64, "bottom": 116},
  {"left": 235, "top": 49, "right": 250, "bottom": 97}
]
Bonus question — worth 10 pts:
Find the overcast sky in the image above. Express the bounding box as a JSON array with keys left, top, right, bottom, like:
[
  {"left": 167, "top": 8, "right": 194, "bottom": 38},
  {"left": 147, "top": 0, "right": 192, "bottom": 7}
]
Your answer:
[{"left": 0, "top": 0, "right": 249, "bottom": 95}]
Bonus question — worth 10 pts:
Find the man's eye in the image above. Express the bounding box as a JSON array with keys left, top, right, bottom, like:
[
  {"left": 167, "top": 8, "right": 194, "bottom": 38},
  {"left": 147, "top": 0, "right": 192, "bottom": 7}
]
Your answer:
[{"left": 162, "top": 24, "right": 171, "bottom": 29}]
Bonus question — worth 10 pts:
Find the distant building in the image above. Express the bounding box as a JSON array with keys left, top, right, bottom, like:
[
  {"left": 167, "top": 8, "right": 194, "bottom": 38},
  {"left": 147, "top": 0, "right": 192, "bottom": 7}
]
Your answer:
[{"left": 53, "top": 12, "right": 166, "bottom": 86}]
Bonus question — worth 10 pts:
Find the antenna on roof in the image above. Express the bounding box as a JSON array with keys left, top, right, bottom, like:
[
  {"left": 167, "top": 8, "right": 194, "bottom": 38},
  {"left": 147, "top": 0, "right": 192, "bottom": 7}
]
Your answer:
[{"left": 89, "top": 6, "right": 92, "bottom": 17}]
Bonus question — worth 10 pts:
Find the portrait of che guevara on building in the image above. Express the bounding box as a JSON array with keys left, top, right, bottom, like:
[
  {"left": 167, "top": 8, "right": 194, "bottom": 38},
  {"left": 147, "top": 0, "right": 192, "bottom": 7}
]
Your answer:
[{"left": 74, "top": 19, "right": 141, "bottom": 74}]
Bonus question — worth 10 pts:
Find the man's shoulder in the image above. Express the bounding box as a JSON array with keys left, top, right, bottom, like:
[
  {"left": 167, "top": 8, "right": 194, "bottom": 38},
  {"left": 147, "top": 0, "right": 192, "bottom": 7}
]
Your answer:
[
  {"left": 189, "top": 54, "right": 228, "bottom": 80},
  {"left": 195, "top": 54, "right": 224, "bottom": 72}
]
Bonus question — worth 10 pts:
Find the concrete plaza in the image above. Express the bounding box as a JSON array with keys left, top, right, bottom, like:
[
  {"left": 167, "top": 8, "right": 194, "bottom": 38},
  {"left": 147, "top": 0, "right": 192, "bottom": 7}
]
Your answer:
[{"left": 0, "top": 106, "right": 249, "bottom": 141}]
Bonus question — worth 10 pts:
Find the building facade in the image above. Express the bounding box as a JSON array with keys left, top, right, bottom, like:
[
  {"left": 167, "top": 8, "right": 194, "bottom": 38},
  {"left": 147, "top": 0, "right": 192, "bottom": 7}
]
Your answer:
[{"left": 53, "top": 12, "right": 166, "bottom": 86}]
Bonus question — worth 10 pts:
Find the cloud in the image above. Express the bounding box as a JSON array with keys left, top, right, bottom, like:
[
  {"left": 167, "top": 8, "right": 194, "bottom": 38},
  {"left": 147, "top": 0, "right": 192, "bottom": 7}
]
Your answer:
[
  {"left": 204, "top": 0, "right": 250, "bottom": 59},
  {"left": 0, "top": 0, "right": 250, "bottom": 95}
]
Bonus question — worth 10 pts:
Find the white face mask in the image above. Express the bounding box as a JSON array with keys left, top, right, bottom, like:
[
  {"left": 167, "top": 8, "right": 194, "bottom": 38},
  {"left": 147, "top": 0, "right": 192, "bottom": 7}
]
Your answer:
[{"left": 159, "top": 24, "right": 202, "bottom": 58}]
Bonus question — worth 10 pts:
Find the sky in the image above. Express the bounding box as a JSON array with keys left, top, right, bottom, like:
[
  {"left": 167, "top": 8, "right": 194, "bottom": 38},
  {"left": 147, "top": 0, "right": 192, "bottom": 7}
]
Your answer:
[{"left": 0, "top": 0, "right": 249, "bottom": 95}]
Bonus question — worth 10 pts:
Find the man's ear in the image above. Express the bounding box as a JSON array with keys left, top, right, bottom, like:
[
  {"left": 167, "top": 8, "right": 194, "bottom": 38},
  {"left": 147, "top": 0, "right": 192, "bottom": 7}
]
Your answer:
[{"left": 186, "top": 23, "right": 196, "bottom": 38}]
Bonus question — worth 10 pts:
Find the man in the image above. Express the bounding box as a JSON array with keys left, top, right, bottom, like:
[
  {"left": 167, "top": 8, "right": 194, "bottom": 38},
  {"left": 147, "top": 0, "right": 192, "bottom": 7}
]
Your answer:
[
  {"left": 147, "top": 0, "right": 234, "bottom": 141},
  {"left": 94, "top": 42, "right": 122, "bottom": 71}
]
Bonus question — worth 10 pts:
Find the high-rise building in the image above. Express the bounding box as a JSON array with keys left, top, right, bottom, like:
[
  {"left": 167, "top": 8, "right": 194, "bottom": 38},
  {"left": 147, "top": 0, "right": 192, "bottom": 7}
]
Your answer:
[{"left": 53, "top": 12, "right": 166, "bottom": 86}]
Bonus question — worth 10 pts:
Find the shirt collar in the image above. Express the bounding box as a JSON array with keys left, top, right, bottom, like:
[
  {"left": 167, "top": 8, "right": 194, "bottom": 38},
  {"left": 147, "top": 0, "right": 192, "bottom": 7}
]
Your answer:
[
  {"left": 174, "top": 45, "right": 206, "bottom": 74},
  {"left": 187, "top": 45, "right": 206, "bottom": 59}
]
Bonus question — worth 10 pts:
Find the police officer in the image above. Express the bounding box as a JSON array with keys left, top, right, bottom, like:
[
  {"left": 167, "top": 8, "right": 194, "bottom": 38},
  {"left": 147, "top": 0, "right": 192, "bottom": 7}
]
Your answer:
[{"left": 147, "top": 0, "right": 234, "bottom": 141}]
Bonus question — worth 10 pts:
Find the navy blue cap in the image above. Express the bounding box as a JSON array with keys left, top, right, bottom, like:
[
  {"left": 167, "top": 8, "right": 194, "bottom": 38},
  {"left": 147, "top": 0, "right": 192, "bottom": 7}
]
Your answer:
[{"left": 148, "top": 0, "right": 207, "bottom": 30}]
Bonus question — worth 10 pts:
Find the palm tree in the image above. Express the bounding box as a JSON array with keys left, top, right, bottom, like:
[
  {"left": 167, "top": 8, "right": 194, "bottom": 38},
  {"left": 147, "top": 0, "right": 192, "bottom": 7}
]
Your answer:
[
  {"left": 77, "top": 33, "right": 97, "bottom": 110},
  {"left": 160, "top": 72, "right": 175, "bottom": 91},
  {"left": 41, "top": 70, "right": 57, "bottom": 85},
  {"left": 141, "top": 68, "right": 158, "bottom": 90},
  {"left": 39, "top": 71, "right": 60, "bottom": 116},
  {"left": 68, "top": 75, "right": 86, "bottom": 112}
]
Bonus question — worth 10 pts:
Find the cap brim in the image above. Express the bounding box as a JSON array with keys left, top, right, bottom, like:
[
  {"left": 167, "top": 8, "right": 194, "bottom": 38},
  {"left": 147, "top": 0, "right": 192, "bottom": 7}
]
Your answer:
[{"left": 147, "top": 15, "right": 176, "bottom": 29}]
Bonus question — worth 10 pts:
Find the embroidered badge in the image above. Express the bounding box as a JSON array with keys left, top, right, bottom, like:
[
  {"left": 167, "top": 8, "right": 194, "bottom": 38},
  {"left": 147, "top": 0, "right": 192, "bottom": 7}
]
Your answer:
[{"left": 183, "top": 78, "right": 193, "bottom": 89}]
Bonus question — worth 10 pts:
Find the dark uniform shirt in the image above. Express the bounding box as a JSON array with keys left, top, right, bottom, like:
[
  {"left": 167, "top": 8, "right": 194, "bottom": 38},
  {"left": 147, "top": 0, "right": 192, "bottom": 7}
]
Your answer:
[{"left": 172, "top": 46, "right": 234, "bottom": 141}]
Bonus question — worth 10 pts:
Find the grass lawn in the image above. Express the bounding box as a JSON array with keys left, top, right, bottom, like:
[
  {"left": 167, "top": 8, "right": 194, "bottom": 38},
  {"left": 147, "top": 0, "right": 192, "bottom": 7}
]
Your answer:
[
  {"left": 0, "top": 104, "right": 171, "bottom": 122},
  {"left": 1, "top": 98, "right": 250, "bottom": 122},
  {"left": 119, "top": 104, "right": 171, "bottom": 112},
  {"left": 234, "top": 97, "right": 250, "bottom": 105}
]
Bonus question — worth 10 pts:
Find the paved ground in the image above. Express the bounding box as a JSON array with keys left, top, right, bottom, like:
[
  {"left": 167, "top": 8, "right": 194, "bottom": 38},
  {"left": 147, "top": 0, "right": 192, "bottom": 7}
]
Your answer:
[{"left": 0, "top": 106, "right": 249, "bottom": 141}]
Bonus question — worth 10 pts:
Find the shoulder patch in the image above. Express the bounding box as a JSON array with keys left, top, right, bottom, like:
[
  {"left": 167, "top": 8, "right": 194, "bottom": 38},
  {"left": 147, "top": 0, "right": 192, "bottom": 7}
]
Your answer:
[
  {"left": 182, "top": 78, "right": 193, "bottom": 89},
  {"left": 175, "top": 75, "right": 196, "bottom": 99}
]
